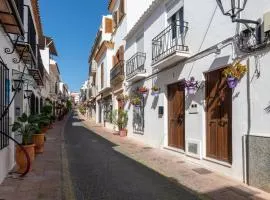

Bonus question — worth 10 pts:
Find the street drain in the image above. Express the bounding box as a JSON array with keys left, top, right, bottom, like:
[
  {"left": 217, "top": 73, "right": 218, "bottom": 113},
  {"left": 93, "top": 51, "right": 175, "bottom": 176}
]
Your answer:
[
  {"left": 192, "top": 168, "right": 212, "bottom": 175},
  {"left": 143, "top": 147, "right": 152, "bottom": 150}
]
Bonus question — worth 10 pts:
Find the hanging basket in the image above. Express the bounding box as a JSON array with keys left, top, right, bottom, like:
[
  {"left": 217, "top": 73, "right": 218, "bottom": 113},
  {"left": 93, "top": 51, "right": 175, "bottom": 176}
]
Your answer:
[{"left": 227, "top": 77, "right": 238, "bottom": 89}]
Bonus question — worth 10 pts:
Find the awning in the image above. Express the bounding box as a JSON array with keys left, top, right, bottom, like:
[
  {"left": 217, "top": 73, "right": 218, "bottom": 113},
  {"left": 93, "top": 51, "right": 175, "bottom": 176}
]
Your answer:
[
  {"left": 0, "top": 0, "right": 24, "bottom": 35},
  {"left": 15, "top": 42, "right": 37, "bottom": 65}
]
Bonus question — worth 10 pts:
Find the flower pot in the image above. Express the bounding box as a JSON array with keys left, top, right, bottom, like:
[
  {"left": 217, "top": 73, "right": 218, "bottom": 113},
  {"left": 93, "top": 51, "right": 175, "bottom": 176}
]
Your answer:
[
  {"left": 152, "top": 91, "right": 159, "bottom": 97},
  {"left": 15, "top": 144, "right": 35, "bottom": 173},
  {"left": 227, "top": 77, "right": 238, "bottom": 88},
  {"left": 32, "top": 134, "right": 45, "bottom": 153},
  {"left": 187, "top": 86, "right": 196, "bottom": 95},
  {"left": 119, "top": 129, "right": 127, "bottom": 137}
]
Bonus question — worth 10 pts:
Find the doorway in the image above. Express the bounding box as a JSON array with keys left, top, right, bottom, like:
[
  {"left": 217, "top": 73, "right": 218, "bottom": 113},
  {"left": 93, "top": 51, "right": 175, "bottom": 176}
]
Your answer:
[
  {"left": 205, "top": 68, "right": 232, "bottom": 163},
  {"left": 167, "top": 82, "right": 185, "bottom": 150}
]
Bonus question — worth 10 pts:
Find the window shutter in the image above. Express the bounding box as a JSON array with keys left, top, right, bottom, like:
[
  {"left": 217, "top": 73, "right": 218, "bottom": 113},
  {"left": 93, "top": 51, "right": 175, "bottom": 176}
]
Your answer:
[
  {"left": 101, "top": 63, "right": 104, "bottom": 88},
  {"left": 105, "top": 18, "right": 113, "bottom": 33},
  {"left": 119, "top": 0, "right": 125, "bottom": 19},
  {"left": 119, "top": 45, "right": 124, "bottom": 61}
]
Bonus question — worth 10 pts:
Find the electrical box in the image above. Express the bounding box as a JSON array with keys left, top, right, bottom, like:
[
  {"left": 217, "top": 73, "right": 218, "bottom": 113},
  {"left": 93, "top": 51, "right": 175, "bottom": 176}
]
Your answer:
[
  {"left": 189, "top": 104, "right": 198, "bottom": 114},
  {"left": 158, "top": 106, "right": 164, "bottom": 117},
  {"left": 263, "top": 11, "right": 270, "bottom": 33}
]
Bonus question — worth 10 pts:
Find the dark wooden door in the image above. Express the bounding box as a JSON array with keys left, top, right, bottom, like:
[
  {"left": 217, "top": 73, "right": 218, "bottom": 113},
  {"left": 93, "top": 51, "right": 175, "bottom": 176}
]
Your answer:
[
  {"left": 206, "top": 68, "right": 232, "bottom": 163},
  {"left": 168, "top": 82, "right": 185, "bottom": 150}
]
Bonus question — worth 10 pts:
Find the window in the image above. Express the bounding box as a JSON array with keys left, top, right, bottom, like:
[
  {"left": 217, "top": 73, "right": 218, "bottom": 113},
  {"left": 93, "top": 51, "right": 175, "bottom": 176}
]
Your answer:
[
  {"left": 112, "top": 0, "right": 125, "bottom": 29},
  {"left": 133, "top": 97, "right": 144, "bottom": 134},
  {"left": 169, "top": 7, "right": 184, "bottom": 39},
  {"left": 0, "top": 62, "right": 9, "bottom": 150},
  {"left": 101, "top": 63, "right": 104, "bottom": 89}
]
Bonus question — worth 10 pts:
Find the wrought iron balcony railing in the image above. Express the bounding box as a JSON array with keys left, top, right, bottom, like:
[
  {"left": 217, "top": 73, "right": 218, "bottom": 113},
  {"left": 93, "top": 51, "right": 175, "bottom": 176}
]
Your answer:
[
  {"left": 110, "top": 61, "right": 125, "bottom": 85},
  {"left": 126, "top": 52, "right": 146, "bottom": 79},
  {"left": 152, "top": 20, "right": 189, "bottom": 64}
]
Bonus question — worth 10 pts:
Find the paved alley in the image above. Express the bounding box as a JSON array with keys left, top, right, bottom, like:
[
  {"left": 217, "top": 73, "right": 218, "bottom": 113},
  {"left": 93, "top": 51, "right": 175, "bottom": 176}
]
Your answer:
[{"left": 64, "top": 112, "right": 199, "bottom": 200}]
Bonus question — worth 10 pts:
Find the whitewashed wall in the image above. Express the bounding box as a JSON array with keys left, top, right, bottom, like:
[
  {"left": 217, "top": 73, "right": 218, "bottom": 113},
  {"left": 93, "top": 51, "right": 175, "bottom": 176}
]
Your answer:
[{"left": 124, "top": 0, "right": 270, "bottom": 181}]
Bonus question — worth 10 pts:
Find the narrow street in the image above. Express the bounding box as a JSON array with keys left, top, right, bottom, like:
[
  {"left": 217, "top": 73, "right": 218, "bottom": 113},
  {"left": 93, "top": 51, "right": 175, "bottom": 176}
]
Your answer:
[{"left": 64, "top": 111, "right": 199, "bottom": 200}]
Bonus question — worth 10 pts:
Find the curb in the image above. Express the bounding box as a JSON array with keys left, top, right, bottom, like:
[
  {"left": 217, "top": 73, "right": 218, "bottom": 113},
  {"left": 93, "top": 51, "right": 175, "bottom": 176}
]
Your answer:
[{"left": 60, "top": 112, "right": 76, "bottom": 200}]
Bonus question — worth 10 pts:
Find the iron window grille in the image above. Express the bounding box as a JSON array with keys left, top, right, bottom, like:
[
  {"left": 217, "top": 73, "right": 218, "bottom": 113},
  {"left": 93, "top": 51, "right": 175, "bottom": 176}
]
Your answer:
[
  {"left": 133, "top": 96, "right": 144, "bottom": 134},
  {"left": 0, "top": 60, "right": 10, "bottom": 150},
  {"left": 152, "top": 20, "right": 189, "bottom": 64},
  {"left": 126, "top": 52, "right": 146, "bottom": 78}
]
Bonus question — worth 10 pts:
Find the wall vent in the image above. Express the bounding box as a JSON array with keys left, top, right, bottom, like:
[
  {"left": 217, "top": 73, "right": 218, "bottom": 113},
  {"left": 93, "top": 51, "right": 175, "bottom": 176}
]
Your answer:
[{"left": 186, "top": 139, "right": 202, "bottom": 159}]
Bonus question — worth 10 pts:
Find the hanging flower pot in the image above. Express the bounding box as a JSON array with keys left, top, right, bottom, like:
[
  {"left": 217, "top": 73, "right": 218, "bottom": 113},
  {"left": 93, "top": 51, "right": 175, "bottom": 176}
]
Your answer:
[
  {"left": 223, "top": 61, "right": 247, "bottom": 89},
  {"left": 131, "top": 96, "right": 142, "bottom": 108},
  {"left": 138, "top": 86, "right": 149, "bottom": 97},
  {"left": 186, "top": 86, "right": 196, "bottom": 94},
  {"left": 185, "top": 77, "right": 198, "bottom": 95},
  {"left": 227, "top": 77, "right": 238, "bottom": 88},
  {"left": 151, "top": 86, "right": 160, "bottom": 97}
]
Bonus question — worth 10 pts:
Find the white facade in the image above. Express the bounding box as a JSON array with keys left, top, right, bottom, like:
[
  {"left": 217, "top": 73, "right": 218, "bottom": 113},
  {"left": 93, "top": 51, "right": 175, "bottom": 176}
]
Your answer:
[{"left": 123, "top": 0, "right": 270, "bottom": 189}]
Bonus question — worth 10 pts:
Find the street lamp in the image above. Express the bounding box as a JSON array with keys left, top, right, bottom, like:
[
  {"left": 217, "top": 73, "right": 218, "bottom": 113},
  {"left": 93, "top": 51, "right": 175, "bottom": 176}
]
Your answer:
[
  {"left": 216, "top": 0, "right": 259, "bottom": 25},
  {"left": 12, "top": 79, "right": 24, "bottom": 92},
  {"left": 24, "top": 89, "right": 33, "bottom": 99}
]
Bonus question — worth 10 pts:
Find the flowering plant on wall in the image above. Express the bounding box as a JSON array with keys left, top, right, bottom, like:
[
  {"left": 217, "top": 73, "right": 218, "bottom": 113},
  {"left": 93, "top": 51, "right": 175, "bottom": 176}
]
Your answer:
[
  {"left": 223, "top": 61, "right": 247, "bottom": 88},
  {"left": 130, "top": 94, "right": 142, "bottom": 108},
  {"left": 138, "top": 86, "right": 149, "bottom": 98},
  {"left": 184, "top": 77, "right": 198, "bottom": 95},
  {"left": 151, "top": 85, "right": 160, "bottom": 96},
  {"left": 116, "top": 94, "right": 129, "bottom": 102}
]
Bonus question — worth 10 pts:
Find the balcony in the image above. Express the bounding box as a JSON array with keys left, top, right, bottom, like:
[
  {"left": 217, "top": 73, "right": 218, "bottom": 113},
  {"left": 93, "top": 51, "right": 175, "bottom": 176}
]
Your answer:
[
  {"left": 110, "top": 61, "right": 124, "bottom": 86},
  {"left": 152, "top": 21, "right": 190, "bottom": 69},
  {"left": 28, "top": 51, "right": 44, "bottom": 86},
  {"left": 126, "top": 52, "right": 146, "bottom": 83},
  {"left": 14, "top": 7, "right": 37, "bottom": 65},
  {"left": 0, "top": 0, "right": 24, "bottom": 35}
]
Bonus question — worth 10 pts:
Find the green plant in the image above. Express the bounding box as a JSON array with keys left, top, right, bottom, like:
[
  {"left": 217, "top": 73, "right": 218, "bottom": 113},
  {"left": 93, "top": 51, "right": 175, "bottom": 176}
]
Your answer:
[
  {"left": 111, "top": 109, "right": 128, "bottom": 130},
  {"left": 12, "top": 113, "right": 38, "bottom": 145},
  {"left": 79, "top": 105, "right": 86, "bottom": 115},
  {"left": 130, "top": 96, "right": 141, "bottom": 106},
  {"left": 66, "top": 100, "right": 72, "bottom": 111},
  {"left": 151, "top": 85, "right": 160, "bottom": 92}
]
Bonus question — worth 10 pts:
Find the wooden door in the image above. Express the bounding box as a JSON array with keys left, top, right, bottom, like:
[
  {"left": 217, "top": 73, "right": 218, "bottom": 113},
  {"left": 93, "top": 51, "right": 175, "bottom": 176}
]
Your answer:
[
  {"left": 168, "top": 82, "right": 185, "bottom": 149},
  {"left": 206, "top": 68, "right": 232, "bottom": 163}
]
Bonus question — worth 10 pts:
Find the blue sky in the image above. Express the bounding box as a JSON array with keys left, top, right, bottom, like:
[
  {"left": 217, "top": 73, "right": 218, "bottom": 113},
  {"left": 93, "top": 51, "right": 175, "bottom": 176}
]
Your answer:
[{"left": 39, "top": 0, "right": 108, "bottom": 92}]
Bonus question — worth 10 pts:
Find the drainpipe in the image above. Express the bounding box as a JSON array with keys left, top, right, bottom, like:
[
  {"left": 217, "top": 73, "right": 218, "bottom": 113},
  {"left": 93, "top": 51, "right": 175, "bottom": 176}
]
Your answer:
[{"left": 245, "top": 58, "right": 251, "bottom": 185}]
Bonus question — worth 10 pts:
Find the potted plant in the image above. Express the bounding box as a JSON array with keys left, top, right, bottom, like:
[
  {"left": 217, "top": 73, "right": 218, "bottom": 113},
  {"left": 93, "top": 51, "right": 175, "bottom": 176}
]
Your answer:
[
  {"left": 29, "top": 114, "right": 48, "bottom": 154},
  {"left": 116, "top": 94, "right": 129, "bottom": 102},
  {"left": 223, "top": 61, "right": 247, "bottom": 89},
  {"left": 12, "top": 113, "right": 37, "bottom": 173},
  {"left": 151, "top": 85, "right": 160, "bottom": 96},
  {"left": 185, "top": 77, "right": 198, "bottom": 95},
  {"left": 138, "top": 86, "right": 149, "bottom": 98},
  {"left": 131, "top": 96, "right": 142, "bottom": 108},
  {"left": 111, "top": 109, "right": 128, "bottom": 137}
]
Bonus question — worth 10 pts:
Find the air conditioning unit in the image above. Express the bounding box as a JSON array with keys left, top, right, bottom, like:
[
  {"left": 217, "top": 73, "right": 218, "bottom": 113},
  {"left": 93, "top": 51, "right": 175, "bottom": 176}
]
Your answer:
[
  {"left": 263, "top": 11, "right": 270, "bottom": 34},
  {"left": 186, "top": 139, "right": 202, "bottom": 159}
]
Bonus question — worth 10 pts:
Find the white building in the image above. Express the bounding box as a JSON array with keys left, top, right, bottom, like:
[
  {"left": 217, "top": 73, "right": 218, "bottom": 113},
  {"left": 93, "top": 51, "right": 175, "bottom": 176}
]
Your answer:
[
  {"left": 0, "top": 0, "right": 54, "bottom": 183},
  {"left": 123, "top": 0, "right": 270, "bottom": 192}
]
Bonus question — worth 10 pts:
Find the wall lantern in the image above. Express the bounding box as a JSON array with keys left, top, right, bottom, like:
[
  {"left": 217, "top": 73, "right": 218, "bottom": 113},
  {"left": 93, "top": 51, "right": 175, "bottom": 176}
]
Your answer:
[
  {"left": 12, "top": 79, "right": 24, "bottom": 92},
  {"left": 216, "top": 0, "right": 259, "bottom": 25},
  {"left": 24, "top": 89, "right": 33, "bottom": 99}
]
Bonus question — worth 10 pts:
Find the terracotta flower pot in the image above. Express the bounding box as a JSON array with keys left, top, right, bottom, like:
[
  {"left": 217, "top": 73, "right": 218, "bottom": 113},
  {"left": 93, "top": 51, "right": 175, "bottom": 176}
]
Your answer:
[
  {"left": 32, "top": 134, "right": 45, "bottom": 153},
  {"left": 15, "top": 144, "right": 35, "bottom": 173},
  {"left": 119, "top": 129, "right": 127, "bottom": 137}
]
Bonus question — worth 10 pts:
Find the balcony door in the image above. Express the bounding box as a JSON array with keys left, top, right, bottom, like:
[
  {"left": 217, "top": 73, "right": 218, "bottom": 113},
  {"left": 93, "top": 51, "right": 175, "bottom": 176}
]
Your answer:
[
  {"left": 169, "top": 7, "right": 184, "bottom": 48},
  {"left": 168, "top": 82, "right": 185, "bottom": 150},
  {"left": 206, "top": 68, "right": 232, "bottom": 163}
]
